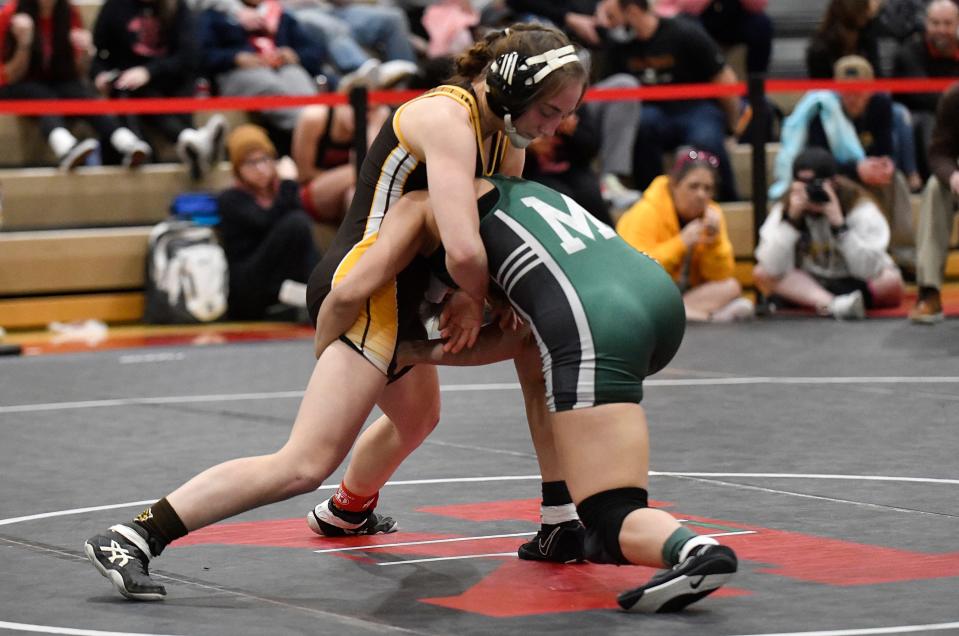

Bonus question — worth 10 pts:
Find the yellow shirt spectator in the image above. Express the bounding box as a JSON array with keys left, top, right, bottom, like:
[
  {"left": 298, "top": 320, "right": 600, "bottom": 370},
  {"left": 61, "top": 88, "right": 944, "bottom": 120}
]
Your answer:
[{"left": 615, "top": 150, "right": 752, "bottom": 321}]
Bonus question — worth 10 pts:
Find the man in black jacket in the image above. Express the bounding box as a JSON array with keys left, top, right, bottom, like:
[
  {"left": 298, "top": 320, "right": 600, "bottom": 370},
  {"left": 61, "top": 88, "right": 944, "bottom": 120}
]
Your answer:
[{"left": 893, "top": 0, "right": 959, "bottom": 177}]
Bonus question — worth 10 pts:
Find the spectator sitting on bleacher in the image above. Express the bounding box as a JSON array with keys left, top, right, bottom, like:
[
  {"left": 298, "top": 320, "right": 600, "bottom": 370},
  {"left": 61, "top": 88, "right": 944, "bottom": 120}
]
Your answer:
[
  {"left": 523, "top": 108, "right": 612, "bottom": 226},
  {"left": 281, "top": 0, "right": 418, "bottom": 89},
  {"left": 771, "top": 56, "right": 916, "bottom": 263},
  {"left": 893, "top": 0, "right": 959, "bottom": 181},
  {"left": 197, "top": 0, "right": 324, "bottom": 154},
  {"left": 808, "top": 0, "right": 921, "bottom": 196},
  {"left": 656, "top": 0, "right": 772, "bottom": 75},
  {"left": 507, "top": 3, "right": 642, "bottom": 211},
  {"left": 616, "top": 148, "right": 754, "bottom": 322},
  {"left": 876, "top": 0, "right": 928, "bottom": 43},
  {"left": 599, "top": 0, "right": 743, "bottom": 202},
  {"left": 909, "top": 81, "right": 959, "bottom": 324},
  {"left": 806, "top": 0, "right": 883, "bottom": 80},
  {"left": 187, "top": 0, "right": 419, "bottom": 91},
  {"left": 505, "top": 0, "right": 602, "bottom": 47},
  {"left": 290, "top": 101, "right": 389, "bottom": 226},
  {"left": 421, "top": 0, "right": 478, "bottom": 59},
  {"left": 755, "top": 147, "right": 904, "bottom": 320},
  {"left": 0, "top": 0, "right": 152, "bottom": 170},
  {"left": 218, "top": 123, "right": 320, "bottom": 320},
  {"left": 91, "top": 0, "right": 227, "bottom": 180}
]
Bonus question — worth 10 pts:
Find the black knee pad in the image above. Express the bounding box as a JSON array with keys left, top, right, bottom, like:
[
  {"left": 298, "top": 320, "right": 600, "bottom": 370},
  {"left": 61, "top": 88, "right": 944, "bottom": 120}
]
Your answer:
[{"left": 575, "top": 487, "right": 648, "bottom": 565}]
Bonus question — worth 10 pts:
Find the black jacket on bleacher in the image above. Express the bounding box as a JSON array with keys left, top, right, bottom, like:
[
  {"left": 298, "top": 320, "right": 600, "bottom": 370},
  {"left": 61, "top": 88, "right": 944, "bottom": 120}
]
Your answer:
[
  {"left": 603, "top": 17, "right": 725, "bottom": 110},
  {"left": 893, "top": 33, "right": 959, "bottom": 114},
  {"left": 90, "top": 0, "right": 198, "bottom": 90}
]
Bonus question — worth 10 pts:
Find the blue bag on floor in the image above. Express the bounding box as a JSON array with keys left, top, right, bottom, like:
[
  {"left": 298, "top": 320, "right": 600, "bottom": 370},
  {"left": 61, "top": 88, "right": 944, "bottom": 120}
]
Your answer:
[{"left": 170, "top": 192, "right": 220, "bottom": 226}]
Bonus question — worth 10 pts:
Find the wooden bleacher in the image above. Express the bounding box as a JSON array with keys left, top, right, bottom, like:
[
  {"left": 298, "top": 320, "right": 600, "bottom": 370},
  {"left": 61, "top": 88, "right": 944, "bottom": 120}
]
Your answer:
[
  {"left": 4, "top": 141, "right": 959, "bottom": 330},
  {"left": 0, "top": 227, "right": 151, "bottom": 328},
  {"left": 0, "top": 164, "right": 232, "bottom": 231},
  {"left": 0, "top": 159, "right": 224, "bottom": 329},
  {"left": 0, "top": 161, "right": 340, "bottom": 329},
  {"left": 0, "top": 0, "right": 955, "bottom": 330}
]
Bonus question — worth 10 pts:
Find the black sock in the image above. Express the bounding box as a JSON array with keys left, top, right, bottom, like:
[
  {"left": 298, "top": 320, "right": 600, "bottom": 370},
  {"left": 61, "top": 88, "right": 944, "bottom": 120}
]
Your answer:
[
  {"left": 541, "top": 481, "right": 573, "bottom": 507},
  {"left": 540, "top": 481, "right": 577, "bottom": 529},
  {"left": 132, "top": 497, "right": 188, "bottom": 557}
]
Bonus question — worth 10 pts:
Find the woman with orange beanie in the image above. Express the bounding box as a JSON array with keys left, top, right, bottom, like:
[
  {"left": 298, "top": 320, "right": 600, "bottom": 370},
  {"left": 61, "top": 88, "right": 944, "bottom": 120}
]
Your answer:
[{"left": 217, "top": 124, "right": 320, "bottom": 319}]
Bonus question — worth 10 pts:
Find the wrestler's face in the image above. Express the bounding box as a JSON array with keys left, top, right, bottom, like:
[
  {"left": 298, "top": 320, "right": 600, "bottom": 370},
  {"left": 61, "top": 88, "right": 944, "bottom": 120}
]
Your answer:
[{"left": 514, "top": 82, "right": 583, "bottom": 140}]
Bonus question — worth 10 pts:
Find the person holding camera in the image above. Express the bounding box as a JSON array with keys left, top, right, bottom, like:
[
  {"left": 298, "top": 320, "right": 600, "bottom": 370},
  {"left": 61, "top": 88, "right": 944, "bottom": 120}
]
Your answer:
[
  {"left": 617, "top": 149, "right": 754, "bottom": 322},
  {"left": 754, "top": 147, "right": 904, "bottom": 319},
  {"left": 769, "top": 56, "right": 917, "bottom": 270}
]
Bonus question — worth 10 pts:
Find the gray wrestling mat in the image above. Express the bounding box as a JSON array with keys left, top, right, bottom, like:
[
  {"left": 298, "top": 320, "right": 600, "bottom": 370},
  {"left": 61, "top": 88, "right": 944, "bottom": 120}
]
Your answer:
[{"left": 1, "top": 318, "right": 958, "bottom": 636}]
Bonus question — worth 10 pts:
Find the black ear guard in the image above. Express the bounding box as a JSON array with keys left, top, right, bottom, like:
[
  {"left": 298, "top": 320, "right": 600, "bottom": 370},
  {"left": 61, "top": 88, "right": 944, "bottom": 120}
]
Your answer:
[{"left": 486, "top": 45, "right": 580, "bottom": 120}]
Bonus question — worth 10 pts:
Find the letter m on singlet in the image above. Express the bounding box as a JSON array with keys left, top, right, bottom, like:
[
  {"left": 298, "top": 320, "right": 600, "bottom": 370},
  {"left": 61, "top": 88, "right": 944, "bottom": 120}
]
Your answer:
[{"left": 521, "top": 195, "right": 617, "bottom": 255}]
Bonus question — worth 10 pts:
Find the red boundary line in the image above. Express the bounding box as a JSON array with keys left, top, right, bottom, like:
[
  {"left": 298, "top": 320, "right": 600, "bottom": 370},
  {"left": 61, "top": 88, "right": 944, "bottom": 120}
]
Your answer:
[{"left": 0, "top": 78, "right": 954, "bottom": 115}]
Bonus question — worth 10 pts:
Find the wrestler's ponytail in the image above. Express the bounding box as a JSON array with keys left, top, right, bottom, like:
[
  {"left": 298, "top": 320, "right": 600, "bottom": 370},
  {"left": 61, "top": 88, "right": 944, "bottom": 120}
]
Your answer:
[{"left": 448, "top": 29, "right": 510, "bottom": 85}]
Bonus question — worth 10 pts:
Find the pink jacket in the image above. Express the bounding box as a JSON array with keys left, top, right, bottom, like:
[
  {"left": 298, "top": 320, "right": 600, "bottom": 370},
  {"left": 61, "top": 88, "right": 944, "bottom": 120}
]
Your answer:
[{"left": 654, "top": 0, "right": 768, "bottom": 18}]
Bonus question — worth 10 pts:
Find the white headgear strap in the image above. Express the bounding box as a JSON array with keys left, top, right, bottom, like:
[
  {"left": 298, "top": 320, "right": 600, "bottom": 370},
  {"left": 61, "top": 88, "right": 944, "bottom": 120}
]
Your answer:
[{"left": 524, "top": 45, "right": 580, "bottom": 85}]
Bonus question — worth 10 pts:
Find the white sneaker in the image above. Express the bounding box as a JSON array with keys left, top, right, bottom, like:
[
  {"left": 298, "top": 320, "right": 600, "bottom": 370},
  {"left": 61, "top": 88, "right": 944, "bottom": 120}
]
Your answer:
[
  {"left": 111, "top": 127, "right": 152, "bottom": 169},
  {"left": 375, "top": 60, "right": 419, "bottom": 89},
  {"left": 124, "top": 139, "right": 151, "bottom": 169},
  {"left": 278, "top": 279, "right": 307, "bottom": 308},
  {"left": 601, "top": 174, "right": 641, "bottom": 213},
  {"left": 201, "top": 114, "right": 227, "bottom": 174},
  {"left": 57, "top": 138, "right": 99, "bottom": 172},
  {"left": 711, "top": 297, "right": 755, "bottom": 322},
  {"left": 338, "top": 58, "right": 380, "bottom": 94},
  {"left": 176, "top": 128, "right": 203, "bottom": 180},
  {"left": 827, "top": 290, "right": 865, "bottom": 320}
]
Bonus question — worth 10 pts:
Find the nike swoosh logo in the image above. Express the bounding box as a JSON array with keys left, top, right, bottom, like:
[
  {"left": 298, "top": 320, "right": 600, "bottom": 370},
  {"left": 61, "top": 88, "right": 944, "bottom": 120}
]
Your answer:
[
  {"left": 538, "top": 527, "right": 561, "bottom": 556},
  {"left": 689, "top": 575, "right": 707, "bottom": 590}
]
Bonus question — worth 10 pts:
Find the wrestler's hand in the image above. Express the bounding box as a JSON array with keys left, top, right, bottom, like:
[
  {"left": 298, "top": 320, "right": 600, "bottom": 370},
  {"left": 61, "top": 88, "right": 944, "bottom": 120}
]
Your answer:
[
  {"left": 487, "top": 294, "right": 522, "bottom": 332},
  {"left": 438, "top": 289, "right": 483, "bottom": 353}
]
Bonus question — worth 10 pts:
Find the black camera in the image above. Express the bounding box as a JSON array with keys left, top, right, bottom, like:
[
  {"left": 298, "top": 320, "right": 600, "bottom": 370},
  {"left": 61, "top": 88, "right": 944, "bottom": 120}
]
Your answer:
[{"left": 805, "top": 178, "right": 830, "bottom": 204}]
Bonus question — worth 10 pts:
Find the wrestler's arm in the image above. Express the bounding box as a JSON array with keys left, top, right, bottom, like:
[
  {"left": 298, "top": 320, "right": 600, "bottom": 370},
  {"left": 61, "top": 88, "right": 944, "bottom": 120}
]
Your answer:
[
  {"left": 397, "top": 324, "right": 532, "bottom": 368},
  {"left": 313, "top": 192, "right": 433, "bottom": 357}
]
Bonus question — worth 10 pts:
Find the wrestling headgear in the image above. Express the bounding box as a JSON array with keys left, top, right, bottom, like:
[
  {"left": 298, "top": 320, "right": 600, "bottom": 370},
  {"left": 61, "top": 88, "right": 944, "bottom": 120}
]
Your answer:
[{"left": 486, "top": 43, "right": 581, "bottom": 149}]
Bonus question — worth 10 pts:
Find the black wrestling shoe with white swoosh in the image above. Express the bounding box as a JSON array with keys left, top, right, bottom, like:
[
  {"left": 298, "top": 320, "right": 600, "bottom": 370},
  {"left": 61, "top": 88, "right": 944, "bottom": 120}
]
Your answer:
[
  {"left": 84, "top": 524, "right": 166, "bottom": 601},
  {"left": 517, "top": 520, "right": 586, "bottom": 564},
  {"left": 617, "top": 544, "right": 737, "bottom": 612}
]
